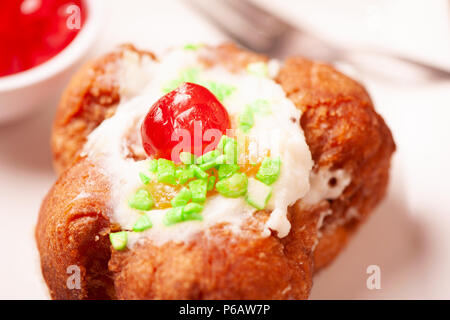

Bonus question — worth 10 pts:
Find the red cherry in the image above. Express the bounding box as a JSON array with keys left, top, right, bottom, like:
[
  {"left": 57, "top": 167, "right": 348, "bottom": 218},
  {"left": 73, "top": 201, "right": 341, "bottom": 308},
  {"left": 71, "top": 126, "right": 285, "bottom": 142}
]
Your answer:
[{"left": 141, "top": 82, "right": 231, "bottom": 162}]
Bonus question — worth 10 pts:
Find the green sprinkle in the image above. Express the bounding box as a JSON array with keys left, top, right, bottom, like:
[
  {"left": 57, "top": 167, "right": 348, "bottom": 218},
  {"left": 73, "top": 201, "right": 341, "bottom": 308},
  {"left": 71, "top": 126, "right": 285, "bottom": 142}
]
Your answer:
[
  {"left": 197, "top": 150, "right": 220, "bottom": 165},
  {"left": 245, "top": 177, "right": 272, "bottom": 210},
  {"left": 179, "top": 152, "right": 196, "bottom": 165},
  {"left": 249, "top": 99, "right": 271, "bottom": 115},
  {"left": 197, "top": 150, "right": 220, "bottom": 171},
  {"left": 183, "top": 212, "right": 203, "bottom": 221},
  {"left": 217, "top": 135, "right": 230, "bottom": 152},
  {"left": 246, "top": 62, "right": 268, "bottom": 77},
  {"left": 182, "top": 203, "right": 204, "bottom": 221},
  {"left": 176, "top": 167, "right": 195, "bottom": 185},
  {"left": 199, "top": 161, "right": 217, "bottom": 171},
  {"left": 203, "top": 81, "right": 236, "bottom": 102},
  {"left": 191, "top": 164, "right": 209, "bottom": 179},
  {"left": 215, "top": 173, "right": 248, "bottom": 198},
  {"left": 207, "top": 176, "right": 216, "bottom": 191},
  {"left": 164, "top": 203, "right": 204, "bottom": 225},
  {"left": 163, "top": 67, "right": 200, "bottom": 93},
  {"left": 183, "top": 68, "right": 200, "bottom": 82},
  {"left": 133, "top": 214, "right": 153, "bottom": 232},
  {"left": 217, "top": 135, "right": 234, "bottom": 153},
  {"left": 161, "top": 67, "right": 235, "bottom": 101},
  {"left": 223, "top": 139, "right": 239, "bottom": 164},
  {"left": 157, "top": 158, "right": 176, "bottom": 185},
  {"left": 163, "top": 207, "right": 184, "bottom": 226},
  {"left": 183, "top": 202, "right": 204, "bottom": 214},
  {"left": 149, "top": 159, "right": 158, "bottom": 172},
  {"left": 139, "top": 172, "right": 150, "bottom": 185},
  {"left": 218, "top": 163, "right": 240, "bottom": 180},
  {"left": 189, "top": 179, "right": 208, "bottom": 203},
  {"left": 128, "top": 189, "right": 154, "bottom": 211},
  {"left": 239, "top": 105, "right": 254, "bottom": 133},
  {"left": 109, "top": 232, "right": 127, "bottom": 251},
  {"left": 183, "top": 43, "right": 204, "bottom": 50},
  {"left": 171, "top": 187, "right": 192, "bottom": 207},
  {"left": 256, "top": 157, "right": 281, "bottom": 185},
  {"left": 214, "top": 154, "right": 226, "bottom": 165},
  {"left": 239, "top": 100, "right": 271, "bottom": 133}
]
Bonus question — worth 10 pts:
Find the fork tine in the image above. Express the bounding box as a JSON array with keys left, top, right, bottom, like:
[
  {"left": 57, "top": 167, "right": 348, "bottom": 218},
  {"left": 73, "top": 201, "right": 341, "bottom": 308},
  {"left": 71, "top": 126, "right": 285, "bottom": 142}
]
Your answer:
[
  {"left": 185, "top": 0, "right": 292, "bottom": 52},
  {"left": 226, "top": 0, "right": 292, "bottom": 36}
]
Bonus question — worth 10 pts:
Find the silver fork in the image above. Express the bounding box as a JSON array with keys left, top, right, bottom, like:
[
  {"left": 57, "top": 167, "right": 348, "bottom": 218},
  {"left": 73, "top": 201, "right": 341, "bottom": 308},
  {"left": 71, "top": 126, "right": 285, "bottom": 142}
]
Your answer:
[{"left": 186, "top": 0, "right": 450, "bottom": 81}]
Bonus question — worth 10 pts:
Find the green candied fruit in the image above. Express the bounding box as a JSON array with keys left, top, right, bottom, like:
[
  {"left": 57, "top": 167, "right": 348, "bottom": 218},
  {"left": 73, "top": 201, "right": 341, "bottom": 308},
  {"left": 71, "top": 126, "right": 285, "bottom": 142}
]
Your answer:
[
  {"left": 189, "top": 179, "right": 208, "bottom": 203},
  {"left": 197, "top": 150, "right": 220, "bottom": 165},
  {"left": 164, "top": 203, "right": 204, "bottom": 226},
  {"left": 207, "top": 176, "right": 216, "bottom": 191},
  {"left": 239, "top": 105, "right": 254, "bottom": 133},
  {"left": 256, "top": 157, "right": 281, "bottom": 185},
  {"left": 128, "top": 189, "right": 154, "bottom": 211},
  {"left": 245, "top": 177, "right": 272, "bottom": 210},
  {"left": 246, "top": 62, "right": 269, "bottom": 77},
  {"left": 203, "top": 81, "right": 236, "bottom": 102},
  {"left": 249, "top": 99, "right": 271, "bottom": 115},
  {"left": 163, "top": 207, "right": 184, "bottom": 226},
  {"left": 199, "top": 160, "right": 217, "bottom": 171},
  {"left": 191, "top": 164, "right": 209, "bottom": 179},
  {"left": 179, "top": 152, "right": 196, "bottom": 165},
  {"left": 215, "top": 173, "right": 248, "bottom": 198},
  {"left": 216, "top": 135, "right": 239, "bottom": 164},
  {"left": 133, "top": 214, "right": 153, "bottom": 232},
  {"left": 183, "top": 202, "right": 204, "bottom": 214},
  {"left": 162, "top": 67, "right": 200, "bottom": 93},
  {"left": 148, "top": 159, "right": 158, "bottom": 172},
  {"left": 171, "top": 187, "right": 192, "bottom": 207},
  {"left": 197, "top": 150, "right": 221, "bottom": 171},
  {"left": 157, "top": 158, "right": 176, "bottom": 185},
  {"left": 223, "top": 139, "right": 239, "bottom": 164},
  {"left": 183, "top": 43, "right": 204, "bottom": 51},
  {"left": 217, "top": 163, "right": 240, "bottom": 180},
  {"left": 182, "top": 203, "right": 204, "bottom": 221},
  {"left": 213, "top": 154, "right": 226, "bottom": 166},
  {"left": 176, "top": 167, "right": 195, "bottom": 185},
  {"left": 139, "top": 172, "right": 150, "bottom": 185},
  {"left": 217, "top": 135, "right": 234, "bottom": 153},
  {"left": 109, "top": 231, "right": 127, "bottom": 251}
]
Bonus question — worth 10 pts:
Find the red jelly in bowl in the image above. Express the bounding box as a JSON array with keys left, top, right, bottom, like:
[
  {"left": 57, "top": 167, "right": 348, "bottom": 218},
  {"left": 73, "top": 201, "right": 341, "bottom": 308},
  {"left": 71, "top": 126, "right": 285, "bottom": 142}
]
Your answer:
[{"left": 0, "top": 0, "right": 86, "bottom": 77}]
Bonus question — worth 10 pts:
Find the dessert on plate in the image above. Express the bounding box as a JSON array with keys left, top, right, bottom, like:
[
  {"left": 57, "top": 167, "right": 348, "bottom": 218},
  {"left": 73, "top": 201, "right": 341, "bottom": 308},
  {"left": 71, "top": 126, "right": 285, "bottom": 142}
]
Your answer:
[{"left": 36, "top": 43, "right": 395, "bottom": 299}]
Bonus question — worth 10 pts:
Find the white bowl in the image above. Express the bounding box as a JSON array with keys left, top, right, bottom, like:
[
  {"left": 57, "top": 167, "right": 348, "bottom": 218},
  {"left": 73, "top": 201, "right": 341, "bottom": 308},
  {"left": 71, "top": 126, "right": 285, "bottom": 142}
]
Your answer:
[{"left": 0, "top": 0, "right": 103, "bottom": 124}]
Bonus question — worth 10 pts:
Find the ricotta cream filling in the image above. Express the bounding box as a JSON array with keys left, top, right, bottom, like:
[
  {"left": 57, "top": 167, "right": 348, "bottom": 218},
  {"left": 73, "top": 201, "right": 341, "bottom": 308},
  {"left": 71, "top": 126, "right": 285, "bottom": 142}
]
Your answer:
[
  {"left": 302, "top": 168, "right": 352, "bottom": 206},
  {"left": 83, "top": 47, "right": 348, "bottom": 248}
]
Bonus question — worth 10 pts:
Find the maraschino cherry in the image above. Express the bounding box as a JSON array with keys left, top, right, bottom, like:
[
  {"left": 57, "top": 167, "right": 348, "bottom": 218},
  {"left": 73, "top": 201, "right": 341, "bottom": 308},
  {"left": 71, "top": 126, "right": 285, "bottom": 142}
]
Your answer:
[{"left": 141, "top": 82, "right": 231, "bottom": 162}]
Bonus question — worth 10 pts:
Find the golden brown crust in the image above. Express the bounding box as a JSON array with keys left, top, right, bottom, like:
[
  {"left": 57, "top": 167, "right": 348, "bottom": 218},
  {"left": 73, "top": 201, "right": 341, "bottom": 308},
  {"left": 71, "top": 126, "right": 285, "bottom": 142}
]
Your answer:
[
  {"left": 275, "top": 57, "right": 395, "bottom": 269},
  {"left": 110, "top": 221, "right": 313, "bottom": 299},
  {"left": 36, "top": 160, "right": 114, "bottom": 299},
  {"left": 38, "top": 43, "right": 395, "bottom": 299}
]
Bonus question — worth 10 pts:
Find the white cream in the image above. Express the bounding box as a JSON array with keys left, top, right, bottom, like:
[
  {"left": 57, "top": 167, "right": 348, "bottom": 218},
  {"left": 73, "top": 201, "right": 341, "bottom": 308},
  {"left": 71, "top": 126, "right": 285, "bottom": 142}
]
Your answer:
[
  {"left": 302, "top": 168, "right": 352, "bottom": 206},
  {"left": 118, "top": 49, "right": 154, "bottom": 98},
  {"left": 84, "top": 47, "right": 314, "bottom": 247}
]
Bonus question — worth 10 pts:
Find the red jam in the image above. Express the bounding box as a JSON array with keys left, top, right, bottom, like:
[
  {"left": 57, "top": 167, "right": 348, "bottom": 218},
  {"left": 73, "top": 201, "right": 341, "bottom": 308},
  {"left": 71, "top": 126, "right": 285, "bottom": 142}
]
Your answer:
[
  {"left": 0, "top": 0, "right": 86, "bottom": 77},
  {"left": 141, "top": 82, "right": 231, "bottom": 162}
]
